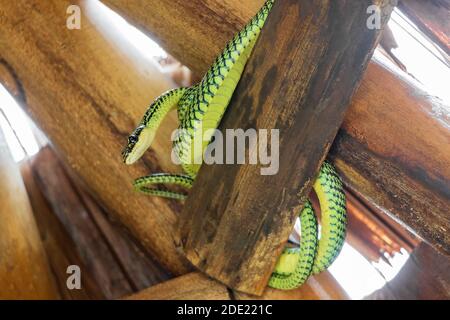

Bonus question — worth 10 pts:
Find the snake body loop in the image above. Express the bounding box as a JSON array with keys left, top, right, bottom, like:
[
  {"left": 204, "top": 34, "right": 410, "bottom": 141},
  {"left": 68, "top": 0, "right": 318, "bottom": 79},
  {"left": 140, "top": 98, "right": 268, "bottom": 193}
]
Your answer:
[{"left": 122, "top": 0, "right": 347, "bottom": 290}]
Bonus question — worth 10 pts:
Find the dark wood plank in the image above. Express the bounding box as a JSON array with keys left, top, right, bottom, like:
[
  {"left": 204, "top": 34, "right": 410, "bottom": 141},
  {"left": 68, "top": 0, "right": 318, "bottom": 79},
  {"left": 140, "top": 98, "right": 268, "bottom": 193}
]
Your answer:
[
  {"left": 30, "top": 147, "right": 134, "bottom": 299},
  {"left": 179, "top": 0, "right": 395, "bottom": 295},
  {"left": 71, "top": 175, "right": 172, "bottom": 291}
]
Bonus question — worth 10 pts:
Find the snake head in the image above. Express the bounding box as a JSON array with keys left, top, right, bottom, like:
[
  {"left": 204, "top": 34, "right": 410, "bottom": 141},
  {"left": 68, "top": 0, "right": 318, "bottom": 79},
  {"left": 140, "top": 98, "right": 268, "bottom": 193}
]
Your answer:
[{"left": 122, "top": 124, "right": 156, "bottom": 165}]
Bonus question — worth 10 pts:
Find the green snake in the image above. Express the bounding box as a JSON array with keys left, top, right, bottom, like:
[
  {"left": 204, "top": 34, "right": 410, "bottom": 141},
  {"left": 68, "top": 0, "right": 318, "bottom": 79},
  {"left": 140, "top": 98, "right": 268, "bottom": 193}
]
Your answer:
[{"left": 122, "top": 0, "right": 347, "bottom": 290}]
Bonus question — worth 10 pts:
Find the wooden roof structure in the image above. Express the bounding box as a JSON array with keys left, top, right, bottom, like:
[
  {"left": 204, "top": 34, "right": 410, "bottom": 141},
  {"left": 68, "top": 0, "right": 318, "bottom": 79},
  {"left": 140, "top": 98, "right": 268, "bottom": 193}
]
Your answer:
[{"left": 0, "top": 0, "right": 448, "bottom": 299}]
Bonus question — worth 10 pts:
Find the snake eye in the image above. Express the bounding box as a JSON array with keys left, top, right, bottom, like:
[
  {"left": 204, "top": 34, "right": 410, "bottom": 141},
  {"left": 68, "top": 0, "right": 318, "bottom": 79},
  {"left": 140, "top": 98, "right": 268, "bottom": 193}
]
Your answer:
[{"left": 128, "top": 135, "right": 137, "bottom": 144}]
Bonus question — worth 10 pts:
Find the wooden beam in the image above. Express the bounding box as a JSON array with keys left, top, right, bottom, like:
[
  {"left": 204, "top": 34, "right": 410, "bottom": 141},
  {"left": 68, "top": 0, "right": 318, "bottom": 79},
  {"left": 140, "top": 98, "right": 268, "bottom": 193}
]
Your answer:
[
  {"left": 71, "top": 175, "right": 172, "bottom": 292},
  {"left": 30, "top": 148, "right": 134, "bottom": 298},
  {"left": 179, "top": 0, "right": 394, "bottom": 295},
  {"left": 343, "top": 188, "right": 419, "bottom": 264},
  {"left": 101, "top": 0, "right": 268, "bottom": 77},
  {"left": 102, "top": 0, "right": 450, "bottom": 255},
  {"left": 398, "top": 0, "right": 450, "bottom": 56},
  {"left": 330, "top": 59, "right": 450, "bottom": 255},
  {"left": 125, "top": 271, "right": 348, "bottom": 300},
  {"left": 0, "top": 130, "right": 59, "bottom": 299},
  {"left": 25, "top": 146, "right": 172, "bottom": 299},
  {"left": 0, "top": 0, "right": 192, "bottom": 275},
  {"left": 20, "top": 161, "right": 105, "bottom": 300}
]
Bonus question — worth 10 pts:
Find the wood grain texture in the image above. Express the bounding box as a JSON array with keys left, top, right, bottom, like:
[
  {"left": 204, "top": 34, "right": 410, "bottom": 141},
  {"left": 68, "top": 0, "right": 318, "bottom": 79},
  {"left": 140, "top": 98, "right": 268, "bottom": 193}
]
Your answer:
[
  {"left": 30, "top": 147, "right": 133, "bottom": 298},
  {"left": 179, "top": 0, "right": 394, "bottom": 295},
  {"left": 0, "top": 0, "right": 192, "bottom": 275},
  {"left": 330, "top": 59, "right": 450, "bottom": 255},
  {"left": 344, "top": 188, "right": 419, "bottom": 264},
  {"left": 74, "top": 182, "right": 172, "bottom": 293},
  {"left": 102, "top": 0, "right": 450, "bottom": 255},
  {"left": 0, "top": 130, "right": 59, "bottom": 299},
  {"left": 236, "top": 272, "right": 349, "bottom": 300},
  {"left": 27, "top": 147, "right": 171, "bottom": 299},
  {"left": 20, "top": 161, "right": 105, "bottom": 300},
  {"left": 125, "top": 271, "right": 348, "bottom": 300},
  {"left": 101, "top": 0, "right": 266, "bottom": 77}
]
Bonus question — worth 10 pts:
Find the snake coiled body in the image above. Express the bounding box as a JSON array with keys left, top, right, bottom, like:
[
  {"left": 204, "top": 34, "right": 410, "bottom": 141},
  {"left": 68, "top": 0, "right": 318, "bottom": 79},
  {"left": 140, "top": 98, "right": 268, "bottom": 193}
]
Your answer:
[{"left": 122, "top": 0, "right": 347, "bottom": 290}]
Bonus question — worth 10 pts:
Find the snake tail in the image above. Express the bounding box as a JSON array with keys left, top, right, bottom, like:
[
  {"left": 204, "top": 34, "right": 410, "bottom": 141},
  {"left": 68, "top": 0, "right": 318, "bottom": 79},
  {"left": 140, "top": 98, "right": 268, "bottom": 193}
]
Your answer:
[{"left": 269, "top": 162, "right": 347, "bottom": 289}]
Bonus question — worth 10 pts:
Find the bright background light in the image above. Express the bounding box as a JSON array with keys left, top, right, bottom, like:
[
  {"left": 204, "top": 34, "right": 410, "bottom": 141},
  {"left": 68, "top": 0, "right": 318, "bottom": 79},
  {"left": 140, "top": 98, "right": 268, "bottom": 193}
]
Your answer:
[
  {"left": 387, "top": 9, "right": 450, "bottom": 104},
  {"left": 0, "top": 84, "right": 39, "bottom": 162},
  {"left": 328, "top": 244, "right": 410, "bottom": 299}
]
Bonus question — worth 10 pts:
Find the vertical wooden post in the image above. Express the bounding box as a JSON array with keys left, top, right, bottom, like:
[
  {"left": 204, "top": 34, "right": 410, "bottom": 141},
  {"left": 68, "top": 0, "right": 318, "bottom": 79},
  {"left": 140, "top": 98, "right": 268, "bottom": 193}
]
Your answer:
[
  {"left": 179, "top": 0, "right": 395, "bottom": 295},
  {"left": 0, "top": 130, "right": 59, "bottom": 299}
]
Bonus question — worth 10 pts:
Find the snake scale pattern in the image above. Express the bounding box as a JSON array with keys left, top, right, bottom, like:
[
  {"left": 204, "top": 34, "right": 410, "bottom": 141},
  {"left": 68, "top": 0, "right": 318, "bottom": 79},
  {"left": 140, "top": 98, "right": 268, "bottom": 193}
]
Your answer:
[{"left": 122, "top": 0, "right": 347, "bottom": 290}]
